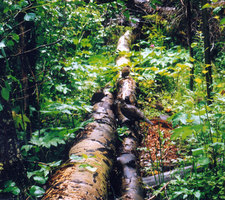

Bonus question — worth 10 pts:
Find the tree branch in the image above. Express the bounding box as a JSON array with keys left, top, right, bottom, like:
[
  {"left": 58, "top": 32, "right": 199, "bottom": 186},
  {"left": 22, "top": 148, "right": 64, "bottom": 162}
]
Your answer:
[
  {"left": 10, "top": 38, "right": 64, "bottom": 58},
  {"left": 148, "top": 181, "right": 170, "bottom": 200}
]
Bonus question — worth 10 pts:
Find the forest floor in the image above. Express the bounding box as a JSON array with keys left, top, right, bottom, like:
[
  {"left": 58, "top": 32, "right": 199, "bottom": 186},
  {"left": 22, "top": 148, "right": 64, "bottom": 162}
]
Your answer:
[{"left": 139, "top": 118, "right": 178, "bottom": 181}]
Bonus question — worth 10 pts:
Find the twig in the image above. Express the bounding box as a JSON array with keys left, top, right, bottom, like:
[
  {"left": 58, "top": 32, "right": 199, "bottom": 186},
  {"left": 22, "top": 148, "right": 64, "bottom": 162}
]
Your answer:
[
  {"left": 148, "top": 181, "right": 170, "bottom": 200},
  {"left": 10, "top": 38, "right": 64, "bottom": 58},
  {"left": 180, "top": 0, "right": 185, "bottom": 7}
]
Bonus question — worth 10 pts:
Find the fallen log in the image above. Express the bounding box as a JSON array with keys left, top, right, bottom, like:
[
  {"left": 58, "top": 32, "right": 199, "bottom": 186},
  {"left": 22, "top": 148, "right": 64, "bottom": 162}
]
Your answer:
[
  {"left": 42, "top": 88, "right": 117, "bottom": 200},
  {"left": 116, "top": 135, "right": 144, "bottom": 200},
  {"left": 142, "top": 165, "right": 196, "bottom": 187},
  {"left": 114, "top": 30, "right": 144, "bottom": 200},
  {"left": 115, "top": 76, "right": 144, "bottom": 199}
]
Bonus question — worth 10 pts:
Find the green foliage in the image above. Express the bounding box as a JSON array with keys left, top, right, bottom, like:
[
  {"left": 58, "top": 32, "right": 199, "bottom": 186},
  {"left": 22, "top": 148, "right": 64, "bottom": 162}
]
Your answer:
[
  {"left": 0, "top": 181, "right": 20, "bottom": 196},
  {"left": 134, "top": 8, "right": 225, "bottom": 199},
  {"left": 29, "top": 185, "right": 45, "bottom": 198},
  {"left": 117, "top": 126, "right": 129, "bottom": 141}
]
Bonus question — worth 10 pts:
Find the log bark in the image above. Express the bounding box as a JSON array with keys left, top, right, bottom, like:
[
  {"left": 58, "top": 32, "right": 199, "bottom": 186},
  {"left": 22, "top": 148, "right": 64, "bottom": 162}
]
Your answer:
[
  {"left": 42, "top": 88, "right": 117, "bottom": 200},
  {"left": 115, "top": 77, "right": 144, "bottom": 200},
  {"left": 116, "top": 30, "right": 133, "bottom": 68}
]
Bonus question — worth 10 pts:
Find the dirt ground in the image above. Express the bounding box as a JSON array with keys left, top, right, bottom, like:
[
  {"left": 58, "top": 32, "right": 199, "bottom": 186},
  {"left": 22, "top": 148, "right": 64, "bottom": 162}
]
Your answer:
[{"left": 139, "top": 118, "right": 178, "bottom": 177}]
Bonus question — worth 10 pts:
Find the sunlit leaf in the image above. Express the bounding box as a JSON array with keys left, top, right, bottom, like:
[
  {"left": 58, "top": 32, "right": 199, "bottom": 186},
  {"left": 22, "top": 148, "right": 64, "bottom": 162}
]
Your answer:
[
  {"left": 194, "top": 78, "right": 202, "bottom": 84},
  {"left": 202, "top": 3, "right": 211, "bottom": 9},
  {"left": 189, "top": 57, "right": 195, "bottom": 62},
  {"left": 191, "top": 42, "right": 197, "bottom": 48},
  {"left": 194, "top": 191, "right": 201, "bottom": 199},
  {"left": 0, "top": 41, "right": 5, "bottom": 48},
  {"left": 217, "top": 83, "right": 223, "bottom": 88},
  {"left": 24, "top": 13, "right": 36, "bottom": 21},
  {"left": 33, "top": 176, "right": 47, "bottom": 184},
  {"left": 192, "top": 147, "right": 204, "bottom": 156},
  {"left": 197, "top": 156, "right": 210, "bottom": 166},
  {"left": 70, "top": 154, "right": 83, "bottom": 161},
  {"left": 220, "top": 17, "right": 225, "bottom": 25},
  {"left": 29, "top": 185, "right": 45, "bottom": 197},
  {"left": 85, "top": 165, "right": 97, "bottom": 172}
]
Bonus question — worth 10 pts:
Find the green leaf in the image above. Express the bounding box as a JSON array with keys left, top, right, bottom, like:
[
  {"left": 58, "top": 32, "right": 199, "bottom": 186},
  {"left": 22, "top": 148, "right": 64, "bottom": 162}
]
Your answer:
[
  {"left": 171, "top": 124, "right": 203, "bottom": 140},
  {"left": 11, "top": 187, "right": 20, "bottom": 195},
  {"left": 197, "top": 156, "right": 210, "bottom": 166},
  {"left": 192, "top": 147, "right": 204, "bottom": 156},
  {"left": 1, "top": 87, "right": 9, "bottom": 101},
  {"left": 33, "top": 176, "right": 47, "bottom": 184},
  {"left": 202, "top": 3, "right": 211, "bottom": 9},
  {"left": 4, "top": 180, "right": 16, "bottom": 188},
  {"left": 3, "top": 181, "right": 20, "bottom": 195},
  {"left": 213, "top": 7, "right": 222, "bottom": 14},
  {"left": 0, "top": 103, "right": 3, "bottom": 111},
  {"left": 11, "top": 33, "right": 20, "bottom": 42},
  {"left": 24, "top": 13, "right": 36, "bottom": 21},
  {"left": 29, "top": 185, "right": 45, "bottom": 197},
  {"left": 48, "top": 160, "right": 62, "bottom": 168},
  {"left": 0, "top": 41, "right": 6, "bottom": 48},
  {"left": 171, "top": 126, "right": 192, "bottom": 140},
  {"left": 220, "top": 17, "right": 225, "bottom": 25},
  {"left": 7, "top": 40, "right": 14, "bottom": 47},
  {"left": 4, "top": 186, "right": 20, "bottom": 195},
  {"left": 194, "top": 191, "right": 201, "bottom": 199},
  {"left": 70, "top": 154, "right": 83, "bottom": 161},
  {"left": 210, "top": 142, "right": 224, "bottom": 150},
  {"left": 21, "top": 145, "right": 33, "bottom": 152},
  {"left": 171, "top": 112, "right": 187, "bottom": 127}
]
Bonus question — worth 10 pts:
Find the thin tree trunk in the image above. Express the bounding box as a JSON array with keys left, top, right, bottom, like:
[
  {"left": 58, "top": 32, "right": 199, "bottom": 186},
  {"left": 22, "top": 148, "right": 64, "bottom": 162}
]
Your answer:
[
  {"left": 16, "top": 1, "right": 38, "bottom": 136},
  {"left": 0, "top": 67, "right": 27, "bottom": 199},
  {"left": 186, "top": 0, "right": 195, "bottom": 90},
  {"left": 201, "top": 0, "right": 213, "bottom": 104}
]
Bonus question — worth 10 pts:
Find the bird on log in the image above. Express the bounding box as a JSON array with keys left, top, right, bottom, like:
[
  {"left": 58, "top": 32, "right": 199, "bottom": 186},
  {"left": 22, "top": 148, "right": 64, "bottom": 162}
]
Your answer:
[
  {"left": 120, "top": 99, "right": 153, "bottom": 125},
  {"left": 121, "top": 66, "right": 130, "bottom": 78}
]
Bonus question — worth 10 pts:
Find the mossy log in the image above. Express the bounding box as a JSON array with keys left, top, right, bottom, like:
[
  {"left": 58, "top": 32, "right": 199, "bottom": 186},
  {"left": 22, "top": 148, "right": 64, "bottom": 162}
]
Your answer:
[{"left": 42, "top": 88, "right": 117, "bottom": 200}]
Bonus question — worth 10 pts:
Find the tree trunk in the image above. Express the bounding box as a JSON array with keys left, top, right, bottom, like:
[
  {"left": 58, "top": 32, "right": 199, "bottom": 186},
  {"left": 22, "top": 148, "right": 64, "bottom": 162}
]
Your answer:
[
  {"left": 201, "top": 0, "right": 213, "bottom": 104},
  {"left": 186, "top": 0, "right": 195, "bottom": 91},
  {"left": 0, "top": 67, "right": 27, "bottom": 199},
  {"left": 42, "top": 88, "right": 117, "bottom": 200},
  {"left": 16, "top": 1, "right": 38, "bottom": 136}
]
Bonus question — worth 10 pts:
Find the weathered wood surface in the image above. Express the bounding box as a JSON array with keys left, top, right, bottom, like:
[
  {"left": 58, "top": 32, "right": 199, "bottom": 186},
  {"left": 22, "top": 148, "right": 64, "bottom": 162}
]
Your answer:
[
  {"left": 115, "top": 76, "right": 144, "bottom": 200},
  {"left": 116, "top": 30, "right": 133, "bottom": 69},
  {"left": 42, "top": 88, "right": 117, "bottom": 200},
  {"left": 142, "top": 164, "right": 204, "bottom": 187},
  {"left": 117, "top": 135, "right": 144, "bottom": 200}
]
